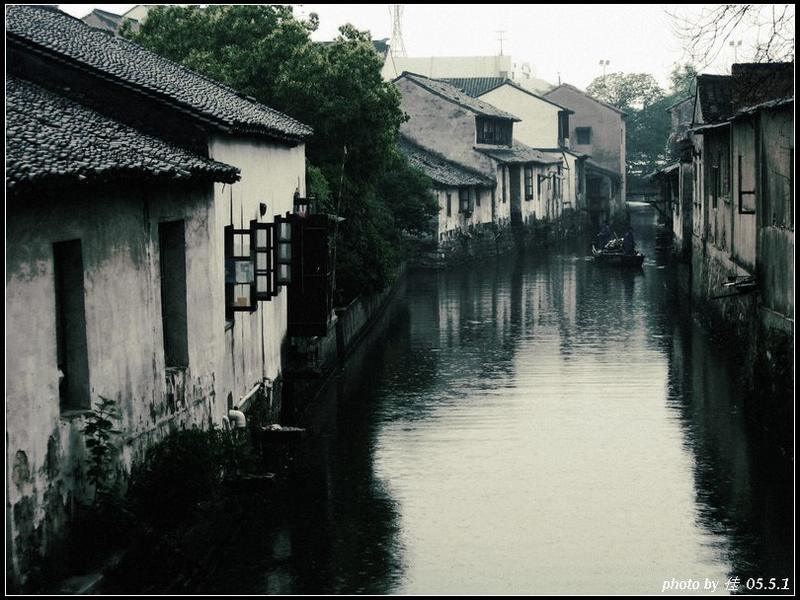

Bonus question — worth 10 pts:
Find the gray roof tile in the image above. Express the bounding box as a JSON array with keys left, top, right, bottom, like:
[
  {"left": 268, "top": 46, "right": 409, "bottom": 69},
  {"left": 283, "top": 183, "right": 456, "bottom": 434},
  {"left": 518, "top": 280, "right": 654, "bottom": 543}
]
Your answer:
[
  {"left": 475, "top": 141, "right": 562, "bottom": 165},
  {"left": 399, "top": 136, "right": 494, "bottom": 187},
  {"left": 398, "top": 72, "right": 520, "bottom": 121},
  {"left": 696, "top": 74, "right": 733, "bottom": 123},
  {"left": 6, "top": 5, "right": 312, "bottom": 142},
  {"left": 6, "top": 77, "right": 240, "bottom": 190},
  {"left": 441, "top": 77, "right": 572, "bottom": 112}
]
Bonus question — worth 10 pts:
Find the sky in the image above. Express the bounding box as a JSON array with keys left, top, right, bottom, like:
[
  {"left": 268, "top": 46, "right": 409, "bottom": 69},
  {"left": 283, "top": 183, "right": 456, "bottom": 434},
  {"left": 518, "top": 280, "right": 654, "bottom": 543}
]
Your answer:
[{"left": 58, "top": 4, "right": 775, "bottom": 89}]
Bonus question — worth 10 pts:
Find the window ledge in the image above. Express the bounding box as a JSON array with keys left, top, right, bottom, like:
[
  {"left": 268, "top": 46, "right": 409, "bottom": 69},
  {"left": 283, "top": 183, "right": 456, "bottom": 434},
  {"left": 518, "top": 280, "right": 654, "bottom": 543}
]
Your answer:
[{"left": 60, "top": 408, "right": 93, "bottom": 420}]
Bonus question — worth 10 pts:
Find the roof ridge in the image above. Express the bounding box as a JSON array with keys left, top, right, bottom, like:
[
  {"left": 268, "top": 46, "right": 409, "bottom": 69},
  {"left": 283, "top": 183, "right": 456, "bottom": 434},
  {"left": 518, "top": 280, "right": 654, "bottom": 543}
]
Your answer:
[
  {"left": 398, "top": 134, "right": 494, "bottom": 183},
  {"left": 6, "top": 5, "right": 312, "bottom": 141},
  {"left": 7, "top": 76, "right": 240, "bottom": 189},
  {"left": 397, "top": 71, "right": 520, "bottom": 121}
]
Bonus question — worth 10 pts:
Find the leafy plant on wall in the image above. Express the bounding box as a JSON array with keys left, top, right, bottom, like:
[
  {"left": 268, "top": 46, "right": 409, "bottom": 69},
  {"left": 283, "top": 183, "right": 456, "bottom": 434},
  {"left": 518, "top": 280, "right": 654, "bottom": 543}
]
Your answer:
[{"left": 82, "top": 395, "right": 123, "bottom": 504}]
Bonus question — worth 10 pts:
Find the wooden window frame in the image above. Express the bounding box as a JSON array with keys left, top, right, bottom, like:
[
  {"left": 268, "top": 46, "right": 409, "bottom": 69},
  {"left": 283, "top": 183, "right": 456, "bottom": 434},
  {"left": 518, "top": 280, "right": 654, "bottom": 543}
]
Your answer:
[
  {"left": 252, "top": 220, "right": 275, "bottom": 300},
  {"left": 225, "top": 225, "right": 256, "bottom": 318},
  {"left": 524, "top": 166, "right": 534, "bottom": 200}
]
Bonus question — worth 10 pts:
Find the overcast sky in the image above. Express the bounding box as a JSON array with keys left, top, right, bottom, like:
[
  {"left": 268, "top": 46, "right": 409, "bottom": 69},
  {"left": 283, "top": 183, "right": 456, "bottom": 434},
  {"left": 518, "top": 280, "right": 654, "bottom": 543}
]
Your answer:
[{"left": 59, "top": 4, "right": 773, "bottom": 89}]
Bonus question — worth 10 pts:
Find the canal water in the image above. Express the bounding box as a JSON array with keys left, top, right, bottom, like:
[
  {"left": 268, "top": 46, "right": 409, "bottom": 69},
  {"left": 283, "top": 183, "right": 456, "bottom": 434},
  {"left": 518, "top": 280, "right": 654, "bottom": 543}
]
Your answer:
[{"left": 129, "top": 204, "right": 793, "bottom": 594}]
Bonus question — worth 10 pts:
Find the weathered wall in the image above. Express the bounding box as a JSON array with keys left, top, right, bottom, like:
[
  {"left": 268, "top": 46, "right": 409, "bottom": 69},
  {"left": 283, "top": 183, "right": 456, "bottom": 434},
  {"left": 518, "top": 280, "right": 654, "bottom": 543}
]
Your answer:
[
  {"left": 671, "top": 163, "right": 694, "bottom": 261},
  {"left": 544, "top": 85, "right": 625, "bottom": 200},
  {"left": 756, "top": 106, "right": 794, "bottom": 322},
  {"left": 6, "top": 182, "right": 222, "bottom": 588},
  {"left": 208, "top": 134, "right": 306, "bottom": 408},
  {"left": 516, "top": 163, "right": 560, "bottom": 224},
  {"left": 561, "top": 153, "right": 584, "bottom": 213},
  {"left": 730, "top": 120, "right": 758, "bottom": 271},
  {"left": 396, "top": 78, "right": 494, "bottom": 175},
  {"left": 434, "top": 185, "right": 493, "bottom": 240},
  {"left": 479, "top": 85, "right": 560, "bottom": 148}
]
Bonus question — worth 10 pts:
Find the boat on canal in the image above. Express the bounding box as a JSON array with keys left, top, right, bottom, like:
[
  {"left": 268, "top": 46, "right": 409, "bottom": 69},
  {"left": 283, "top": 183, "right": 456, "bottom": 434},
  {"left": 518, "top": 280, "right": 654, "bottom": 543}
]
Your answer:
[{"left": 591, "top": 239, "right": 645, "bottom": 268}]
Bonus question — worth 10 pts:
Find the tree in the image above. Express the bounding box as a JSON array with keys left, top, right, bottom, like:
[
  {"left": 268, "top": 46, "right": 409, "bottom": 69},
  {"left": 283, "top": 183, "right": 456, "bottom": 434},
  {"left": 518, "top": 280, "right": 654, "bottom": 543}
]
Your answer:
[
  {"left": 668, "top": 63, "right": 698, "bottom": 98},
  {"left": 586, "top": 72, "right": 664, "bottom": 110},
  {"left": 668, "top": 4, "right": 795, "bottom": 67},
  {"left": 586, "top": 73, "right": 669, "bottom": 180},
  {"left": 126, "top": 6, "right": 437, "bottom": 299}
]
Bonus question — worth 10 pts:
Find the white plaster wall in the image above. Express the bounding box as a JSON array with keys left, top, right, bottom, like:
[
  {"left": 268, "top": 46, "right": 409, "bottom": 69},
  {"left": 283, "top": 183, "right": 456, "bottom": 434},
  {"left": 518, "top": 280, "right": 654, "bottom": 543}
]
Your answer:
[
  {"left": 209, "top": 134, "right": 306, "bottom": 405},
  {"left": 396, "top": 78, "right": 494, "bottom": 176},
  {"left": 6, "top": 183, "right": 222, "bottom": 582},
  {"left": 479, "top": 85, "right": 561, "bottom": 148},
  {"left": 383, "top": 55, "right": 513, "bottom": 81},
  {"left": 495, "top": 164, "right": 511, "bottom": 226},
  {"left": 436, "top": 185, "right": 495, "bottom": 243},
  {"left": 545, "top": 86, "right": 626, "bottom": 202}
]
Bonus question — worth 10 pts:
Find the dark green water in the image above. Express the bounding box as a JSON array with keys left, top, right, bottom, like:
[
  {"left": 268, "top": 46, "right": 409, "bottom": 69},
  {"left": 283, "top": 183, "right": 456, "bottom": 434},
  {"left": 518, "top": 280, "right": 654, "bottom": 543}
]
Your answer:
[{"left": 116, "top": 204, "right": 793, "bottom": 594}]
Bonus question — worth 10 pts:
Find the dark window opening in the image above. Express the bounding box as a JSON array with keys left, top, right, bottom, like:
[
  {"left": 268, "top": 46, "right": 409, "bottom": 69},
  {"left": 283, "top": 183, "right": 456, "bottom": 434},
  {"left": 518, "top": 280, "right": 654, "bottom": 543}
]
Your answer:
[
  {"left": 555, "top": 166, "right": 562, "bottom": 198},
  {"left": 576, "top": 127, "right": 592, "bottom": 145},
  {"left": 712, "top": 163, "right": 719, "bottom": 209},
  {"left": 558, "top": 112, "right": 570, "bottom": 146},
  {"left": 524, "top": 166, "right": 534, "bottom": 200},
  {"left": 54, "top": 239, "right": 90, "bottom": 411},
  {"left": 459, "top": 187, "right": 471, "bottom": 214},
  {"left": 159, "top": 221, "right": 189, "bottom": 368},
  {"left": 446, "top": 193, "right": 452, "bottom": 217},
  {"left": 476, "top": 117, "right": 512, "bottom": 145}
]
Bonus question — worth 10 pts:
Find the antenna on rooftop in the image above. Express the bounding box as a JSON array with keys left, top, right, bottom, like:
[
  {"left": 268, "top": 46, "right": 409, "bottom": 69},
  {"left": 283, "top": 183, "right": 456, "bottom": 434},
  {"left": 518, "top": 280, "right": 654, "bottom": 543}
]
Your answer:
[
  {"left": 496, "top": 30, "right": 506, "bottom": 56},
  {"left": 389, "top": 5, "right": 407, "bottom": 57}
]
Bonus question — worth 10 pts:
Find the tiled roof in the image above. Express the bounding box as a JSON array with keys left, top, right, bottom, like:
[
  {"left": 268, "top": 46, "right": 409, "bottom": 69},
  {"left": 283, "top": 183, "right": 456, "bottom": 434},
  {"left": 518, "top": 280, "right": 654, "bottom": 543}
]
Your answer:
[
  {"left": 732, "top": 95, "right": 793, "bottom": 118},
  {"left": 475, "top": 141, "right": 562, "bottom": 165},
  {"left": 398, "top": 136, "right": 494, "bottom": 188},
  {"left": 6, "top": 77, "right": 240, "bottom": 191},
  {"left": 441, "top": 77, "right": 572, "bottom": 112},
  {"left": 6, "top": 5, "right": 312, "bottom": 142},
  {"left": 543, "top": 83, "right": 627, "bottom": 116},
  {"left": 81, "top": 9, "right": 123, "bottom": 33},
  {"left": 397, "top": 72, "right": 520, "bottom": 121},
  {"left": 731, "top": 62, "right": 793, "bottom": 110},
  {"left": 585, "top": 158, "right": 622, "bottom": 181},
  {"left": 695, "top": 74, "right": 733, "bottom": 123},
  {"left": 534, "top": 148, "right": 589, "bottom": 159},
  {"left": 440, "top": 77, "right": 506, "bottom": 98}
]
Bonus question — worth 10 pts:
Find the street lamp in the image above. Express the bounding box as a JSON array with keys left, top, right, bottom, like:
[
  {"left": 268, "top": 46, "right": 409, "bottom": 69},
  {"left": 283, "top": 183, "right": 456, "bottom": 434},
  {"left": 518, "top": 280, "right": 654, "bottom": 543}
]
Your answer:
[{"left": 729, "top": 40, "right": 742, "bottom": 63}]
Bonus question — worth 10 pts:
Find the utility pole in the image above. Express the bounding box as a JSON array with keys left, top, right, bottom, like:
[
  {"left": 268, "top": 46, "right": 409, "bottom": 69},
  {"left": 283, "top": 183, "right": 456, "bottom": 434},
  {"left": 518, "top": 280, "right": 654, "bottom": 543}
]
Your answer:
[
  {"left": 729, "top": 40, "right": 742, "bottom": 63},
  {"left": 496, "top": 30, "right": 506, "bottom": 56},
  {"left": 389, "top": 5, "right": 407, "bottom": 57}
]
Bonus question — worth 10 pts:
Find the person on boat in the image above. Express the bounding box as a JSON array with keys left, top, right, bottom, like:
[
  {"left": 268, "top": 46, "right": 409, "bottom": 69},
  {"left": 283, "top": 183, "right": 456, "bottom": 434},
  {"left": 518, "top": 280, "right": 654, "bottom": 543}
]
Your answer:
[
  {"left": 596, "top": 221, "right": 612, "bottom": 250},
  {"left": 623, "top": 226, "right": 636, "bottom": 255}
]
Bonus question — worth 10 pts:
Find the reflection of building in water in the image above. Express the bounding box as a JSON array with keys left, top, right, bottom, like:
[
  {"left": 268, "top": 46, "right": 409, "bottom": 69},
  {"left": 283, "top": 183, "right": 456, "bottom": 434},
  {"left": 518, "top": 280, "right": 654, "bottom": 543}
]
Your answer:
[
  {"left": 652, "top": 62, "right": 793, "bottom": 422},
  {"left": 666, "top": 316, "right": 794, "bottom": 587}
]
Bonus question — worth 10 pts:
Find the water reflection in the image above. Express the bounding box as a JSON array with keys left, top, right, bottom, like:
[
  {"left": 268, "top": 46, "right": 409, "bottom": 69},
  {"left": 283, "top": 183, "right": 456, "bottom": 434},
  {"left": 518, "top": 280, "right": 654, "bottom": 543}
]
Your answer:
[
  {"left": 131, "top": 205, "right": 791, "bottom": 594},
  {"left": 284, "top": 204, "right": 790, "bottom": 594}
]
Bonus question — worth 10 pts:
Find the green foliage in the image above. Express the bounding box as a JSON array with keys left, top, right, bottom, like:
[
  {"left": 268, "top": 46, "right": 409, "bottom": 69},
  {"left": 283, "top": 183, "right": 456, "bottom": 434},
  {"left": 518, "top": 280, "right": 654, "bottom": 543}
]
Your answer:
[
  {"left": 586, "top": 65, "right": 699, "bottom": 182},
  {"left": 669, "top": 63, "right": 698, "bottom": 98},
  {"left": 126, "top": 6, "right": 431, "bottom": 300},
  {"left": 128, "top": 426, "right": 255, "bottom": 524},
  {"left": 377, "top": 149, "right": 438, "bottom": 236},
  {"left": 586, "top": 72, "right": 665, "bottom": 110},
  {"left": 82, "top": 395, "right": 122, "bottom": 503}
]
